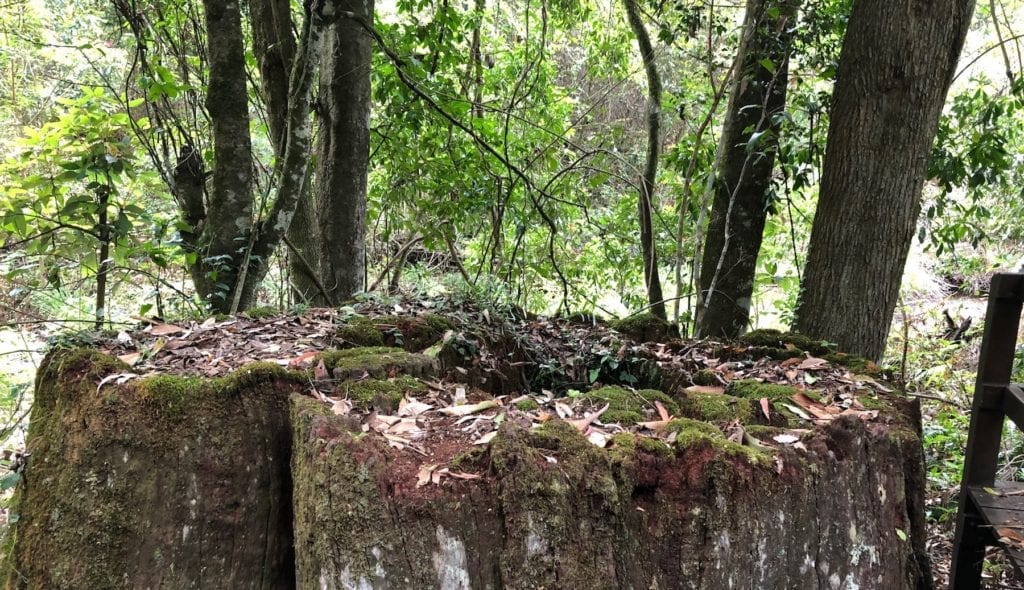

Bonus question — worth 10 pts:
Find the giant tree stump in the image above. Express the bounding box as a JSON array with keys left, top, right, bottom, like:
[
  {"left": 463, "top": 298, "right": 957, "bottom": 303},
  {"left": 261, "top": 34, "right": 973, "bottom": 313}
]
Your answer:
[
  {"left": 1, "top": 315, "right": 932, "bottom": 589},
  {"left": 1, "top": 350, "right": 297, "bottom": 589},
  {"left": 292, "top": 399, "right": 929, "bottom": 589}
]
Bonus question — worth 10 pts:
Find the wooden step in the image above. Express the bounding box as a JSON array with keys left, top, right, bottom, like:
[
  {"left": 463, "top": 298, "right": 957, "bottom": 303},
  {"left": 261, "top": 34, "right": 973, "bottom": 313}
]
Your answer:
[{"left": 967, "top": 482, "right": 1024, "bottom": 577}]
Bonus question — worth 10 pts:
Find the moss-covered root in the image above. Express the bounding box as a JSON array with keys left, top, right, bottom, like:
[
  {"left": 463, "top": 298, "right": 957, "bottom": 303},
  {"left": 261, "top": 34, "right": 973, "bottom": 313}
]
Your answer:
[
  {"left": 611, "top": 313, "right": 676, "bottom": 342},
  {"left": 319, "top": 347, "right": 436, "bottom": 380},
  {"left": 2, "top": 349, "right": 297, "bottom": 589}
]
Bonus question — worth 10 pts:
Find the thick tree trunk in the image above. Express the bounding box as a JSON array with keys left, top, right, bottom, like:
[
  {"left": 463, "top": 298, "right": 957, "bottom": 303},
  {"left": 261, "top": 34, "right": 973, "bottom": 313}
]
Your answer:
[
  {"left": 695, "top": 0, "right": 799, "bottom": 339},
  {"left": 172, "top": 0, "right": 328, "bottom": 313},
  {"left": 623, "top": 0, "right": 666, "bottom": 321},
  {"left": 314, "top": 2, "right": 373, "bottom": 304},
  {"left": 793, "top": 0, "right": 975, "bottom": 360}
]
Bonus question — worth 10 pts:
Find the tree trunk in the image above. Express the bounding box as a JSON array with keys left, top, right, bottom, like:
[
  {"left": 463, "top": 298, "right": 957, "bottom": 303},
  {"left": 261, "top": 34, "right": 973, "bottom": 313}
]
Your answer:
[
  {"left": 197, "top": 0, "right": 255, "bottom": 310},
  {"left": 695, "top": 0, "right": 800, "bottom": 339},
  {"left": 623, "top": 0, "right": 666, "bottom": 320},
  {"left": 159, "top": 0, "right": 328, "bottom": 313},
  {"left": 793, "top": 0, "right": 975, "bottom": 360},
  {"left": 314, "top": 3, "right": 374, "bottom": 304},
  {"left": 249, "top": 0, "right": 320, "bottom": 304}
]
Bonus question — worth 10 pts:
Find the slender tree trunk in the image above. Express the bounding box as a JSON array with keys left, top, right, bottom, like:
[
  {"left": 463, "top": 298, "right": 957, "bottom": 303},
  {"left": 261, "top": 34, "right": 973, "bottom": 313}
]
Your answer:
[
  {"left": 694, "top": 0, "right": 800, "bottom": 339},
  {"left": 200, "top": 0, "right": 254, "bottom": 311},
  {"left": 793, "top": 0, "right": 975, "bottom": 361},
  {"left": 250, "top": 0, "right": 320, "bottom": 304},
  {"left": 314, "top": 1, "right": 373, "bottom": 304},
  {"left": 623, "top": 0, "right": 666, "bottom": 320},
  {"left": 95, "top": 185, "right": 111, "bottom": 329}
]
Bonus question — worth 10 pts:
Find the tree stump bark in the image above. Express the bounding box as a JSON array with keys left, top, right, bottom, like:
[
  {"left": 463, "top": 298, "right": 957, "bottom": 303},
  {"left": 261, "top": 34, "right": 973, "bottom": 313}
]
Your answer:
[
  {"left": 3, "top": 344, "right": 932, "bottom": 589},
  {"left": 1, "top": 349, "right": 296, "bottom": 589},
  {"left": 292, "top": 397, "right": 931, "bottom": 589}
]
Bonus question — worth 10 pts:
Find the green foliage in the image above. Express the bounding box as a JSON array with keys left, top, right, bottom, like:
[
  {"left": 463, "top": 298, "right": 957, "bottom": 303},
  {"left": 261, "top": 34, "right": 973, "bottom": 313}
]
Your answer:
[
  {"left": 926, "top": 80, "right": 1024, "bottom": 254},
  {"left": 0, "top": 88, "right": 178, "bottom": 321}
]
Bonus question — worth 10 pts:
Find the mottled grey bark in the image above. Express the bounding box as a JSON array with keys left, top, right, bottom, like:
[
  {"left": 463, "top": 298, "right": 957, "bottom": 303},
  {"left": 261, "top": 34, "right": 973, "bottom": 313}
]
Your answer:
[
  {"left": 623, "top": 0, "right": 666, "bottom": 320},
  {"left": 314, "top": 1, "right": 374, "bottom": 303},
  {"left": 250, "top": 0, "right": 321, "bottom": 303},
  {"left": 695, "top": 0, "right": 800, "bottom": 339},
  {"left": 166, "top": 0, "right": 327, "bottom": 313},
  {"left": 199, "top": 0, "right": 255, "bottom": 309},
  {"left": 793, "top": 0, "right": 975, "bottom": 360}
]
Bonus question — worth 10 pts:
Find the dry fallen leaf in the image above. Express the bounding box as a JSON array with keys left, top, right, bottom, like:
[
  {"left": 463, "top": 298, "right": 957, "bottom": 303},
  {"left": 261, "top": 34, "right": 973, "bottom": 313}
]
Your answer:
[
  {"left": 637, "top": 419, "right": 673, "bottom": 431},
  {"left": 685, "top": 385, "right": 725, "bottom": 395},
  {"left": 417, "top": 464, "right": 438, "bottom": 487},
  {"left": 839, "top": 408, "right": 879, "bottom": 421},
  {"left": 150, "top": 323, "right": 185, "bottom": 336},
  {"left": 398, "top": 398, "right": 432, "bottom": 417},
  {"left": 96, "top": 372, "right": 140, "bottom": 393},
  {"left": 655, "top": 400, "right": 671, "bottom": 422},
  {"left": 796, "top": 357, "right": 830, "bottom": 371},
  {"left": 387, "top": 419, "right": 424, "bottom": 437},
  {"left": 288, "top": 350, "right": 319, "bottom": 368},
  {"left": 440, "top": 400, "right": 498, "bottom": 416},
  {"left": 759, "top": 397, "right": 771, "bottom": 420},
  {"left": 781, "top": 403, "right": 812, "bottom": 421},
  {"left": 382, "top": 433, "right": 410, "bottom": 450},
  {"left": 790, "top": 392, "right": 836, "bottom": 420},
  {"left": 725, "top": 420, "right": 745, "bottom": 444},
  {"left": 587, "top": 430, "right": 610, "bottom": 448},
  {"left": 473, "top": 431, "right": 498, "bottom": 445},
  {"left": 314, "top": 359, "right": 329, "bottom": 381},
  {"left": 118, "top": 352, "right": 142, "bottom": 366},
  {"left": 996, "top": 527, "right": 1024, "bottom": 548},
  {"left": 773, "top": 433, "right": 800, "bottom": 444},
  {"left": 331, "top": 399, "right": 353, "bottom": 416},
  {"left": 570, "top": 403, "right": 609, "bottom": 431}
]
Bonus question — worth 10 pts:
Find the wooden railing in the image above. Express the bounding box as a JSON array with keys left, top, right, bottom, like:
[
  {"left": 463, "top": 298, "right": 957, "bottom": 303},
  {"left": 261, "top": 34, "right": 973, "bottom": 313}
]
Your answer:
[{"left": 950, "top": 273, "right": 1024, "bottom": 588}]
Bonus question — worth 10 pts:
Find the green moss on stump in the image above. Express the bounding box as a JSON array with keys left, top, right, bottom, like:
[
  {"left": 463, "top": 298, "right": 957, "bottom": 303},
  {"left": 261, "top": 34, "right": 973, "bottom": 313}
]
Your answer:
[
  {"left": 727, "top": 379, "right": 801, "bottom": 401},
  {"left": 318, "top": 347, "right": 436, "bottom": 380},
  {"left": 824, "top": 352, "right": 880, "bottom": 374},
  {"left": 609, "top": 432, "right": 674, "bottom": 461},
  {"left": 692, "top": 369, "right": 720, "bottom": 386},
  {"left": 6, "top": 349, "right": 299, "bottom": 589},
  {"left": 336, "top": 316, "right": 385, "bottom": 347},
  {"left": 514, "top": 398, "right": 541, "bottom": 411},
  {"left": 375, "top": 314, "right": 453, "bottom": 351},
  {"left": 680, "top": 391, "right": 755, "bottom": 423},
  {"left": 611, "top": 313, "right": 675, "bottom": 342},
  {"left": 242, "top": 306, "right": 277, "bottom": 319},
  {"left": 739, "top": 329, "right": 835, "bottom": 356},
  {"left": 668, "top": 417, "right": 723, "bottom": 438},
  {"left": 337, "top": 375, "right": 426, "bottom": 412},
  {"left": 584, "top": 386, "right": 679, "bottom": 424}
]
